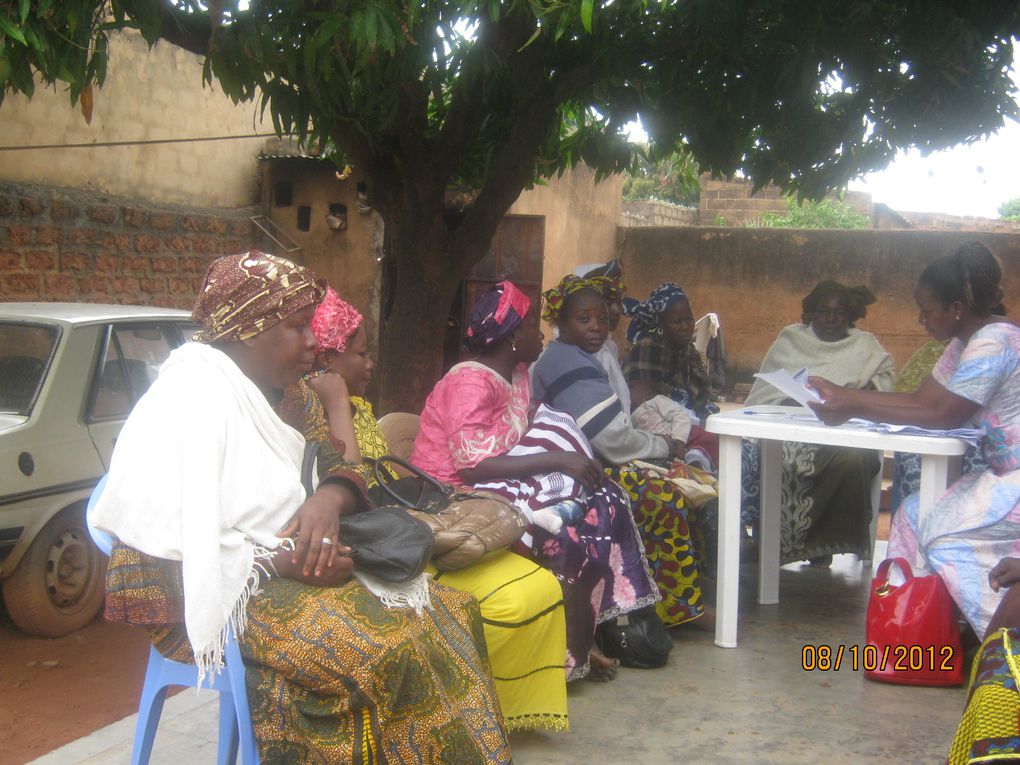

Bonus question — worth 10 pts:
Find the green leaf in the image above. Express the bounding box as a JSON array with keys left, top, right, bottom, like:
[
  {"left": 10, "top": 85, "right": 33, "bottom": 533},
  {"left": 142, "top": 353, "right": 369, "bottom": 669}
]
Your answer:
[
  {"left": 580, "top": 0, "right": 595, "bottom": 33},
  {"left": 19, "top": 0, "right": 30, "bottom": 24},
  {"left": 0, "top": 17, "right": 27, "bottom": 46}
]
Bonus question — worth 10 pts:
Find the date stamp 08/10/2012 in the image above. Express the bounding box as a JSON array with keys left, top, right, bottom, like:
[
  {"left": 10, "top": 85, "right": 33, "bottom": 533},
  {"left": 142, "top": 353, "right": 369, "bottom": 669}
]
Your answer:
[{"left": 800, "top": 644, "right": 958, "bottom": 673}]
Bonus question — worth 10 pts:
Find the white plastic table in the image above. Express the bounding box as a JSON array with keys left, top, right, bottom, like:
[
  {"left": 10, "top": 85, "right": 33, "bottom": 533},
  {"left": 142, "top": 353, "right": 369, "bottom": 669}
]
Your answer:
[{"left": 705, "top": 405, "right": 969, "bottom": 648}]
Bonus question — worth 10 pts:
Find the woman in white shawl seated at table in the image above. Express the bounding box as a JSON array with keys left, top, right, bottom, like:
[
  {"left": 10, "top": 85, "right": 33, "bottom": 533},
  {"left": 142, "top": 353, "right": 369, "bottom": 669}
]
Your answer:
[
  {"left": 91, "top": 252, "right": 510, "bottom": 765},
  {"left": 742, "top": 280, "right": 896, "bottom": 566}
]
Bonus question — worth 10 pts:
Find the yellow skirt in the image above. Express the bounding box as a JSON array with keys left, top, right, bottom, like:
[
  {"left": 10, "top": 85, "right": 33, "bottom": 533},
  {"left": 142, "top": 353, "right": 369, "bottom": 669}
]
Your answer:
[{"left": 431, "top": 549, "right": 569, "bottom": 732}]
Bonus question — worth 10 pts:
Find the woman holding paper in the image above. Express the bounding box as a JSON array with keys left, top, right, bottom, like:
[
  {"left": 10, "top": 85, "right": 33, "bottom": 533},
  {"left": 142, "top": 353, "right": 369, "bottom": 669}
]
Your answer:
[
  {"left": 742, "top": 280, "right": 895, "bottom": 566},
  {"left": 811, "top": 242, "right": 1020, "bottom": 638}
]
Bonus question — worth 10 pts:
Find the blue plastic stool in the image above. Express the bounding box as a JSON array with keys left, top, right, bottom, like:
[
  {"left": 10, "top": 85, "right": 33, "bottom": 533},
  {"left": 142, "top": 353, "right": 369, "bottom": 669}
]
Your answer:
[{"left": 87, "top": 476, "right": 261, "bottom": 765}]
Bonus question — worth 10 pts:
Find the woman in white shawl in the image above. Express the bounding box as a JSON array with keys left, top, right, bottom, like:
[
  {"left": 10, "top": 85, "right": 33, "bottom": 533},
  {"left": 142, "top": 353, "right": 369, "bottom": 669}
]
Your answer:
[
  {"left": 742, "top": 280, "right": 895, "bottom": 566},
  {"left": 92, "top": 252, "right": 510, "bottom": 765}
]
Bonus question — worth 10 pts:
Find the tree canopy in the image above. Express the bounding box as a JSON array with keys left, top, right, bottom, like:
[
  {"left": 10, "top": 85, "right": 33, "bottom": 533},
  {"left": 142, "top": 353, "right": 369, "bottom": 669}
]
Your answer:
[
  {"left": 3, "top": 1, "right": 1019, "bottom": 407},
  {"left": 622, "top": 147, "right": 700, "bottom": 207},
  {"left": 998, "top": 196, "right": 1020, "bottom": 220}
]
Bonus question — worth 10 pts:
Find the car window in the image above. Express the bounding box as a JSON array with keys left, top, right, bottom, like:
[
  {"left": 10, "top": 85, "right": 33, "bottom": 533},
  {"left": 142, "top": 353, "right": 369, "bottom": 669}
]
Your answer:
[
  {"left": 89, "top": 325, "right": 176, "bottom": 420},
  {"left": 0, "top": 323, "right": 59, "bottom": 415}
]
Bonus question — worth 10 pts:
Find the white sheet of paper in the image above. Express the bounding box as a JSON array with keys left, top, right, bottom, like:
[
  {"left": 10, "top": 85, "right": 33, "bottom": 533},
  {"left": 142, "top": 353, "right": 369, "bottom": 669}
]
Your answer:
[{"left": 752, "top": 366, "right": 821, "bottom": 413}]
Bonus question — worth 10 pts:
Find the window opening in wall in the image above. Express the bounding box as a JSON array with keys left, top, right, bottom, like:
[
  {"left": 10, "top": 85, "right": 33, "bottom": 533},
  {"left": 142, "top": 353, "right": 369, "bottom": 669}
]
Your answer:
[
  {"left": 326, "top": 203, "right": 347, "bottom": 231},
  {"left": 297, "top": 205, "right": 312, "bottom": 231},
  {"left": 274, "top": 181, "right": 293, "bottom": 207}
]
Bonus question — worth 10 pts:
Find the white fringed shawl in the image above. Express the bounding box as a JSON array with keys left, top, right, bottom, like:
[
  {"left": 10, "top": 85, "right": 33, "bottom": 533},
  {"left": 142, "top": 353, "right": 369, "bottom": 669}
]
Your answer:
[{"left": 91, "top": 342, "right": 306, "bottom": 682}]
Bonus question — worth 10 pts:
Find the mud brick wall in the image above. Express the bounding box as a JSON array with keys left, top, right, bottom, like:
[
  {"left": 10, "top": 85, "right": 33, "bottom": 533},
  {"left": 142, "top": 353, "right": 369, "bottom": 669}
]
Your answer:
[{"left": 0, "top": 182, "right": 256, "bottom": 309}]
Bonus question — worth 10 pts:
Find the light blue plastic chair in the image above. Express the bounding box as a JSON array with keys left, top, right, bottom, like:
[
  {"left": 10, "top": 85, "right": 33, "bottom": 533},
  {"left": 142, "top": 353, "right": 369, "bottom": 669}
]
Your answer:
[{"left": 87, "top": 476, "right": 261, "bottom": 765}]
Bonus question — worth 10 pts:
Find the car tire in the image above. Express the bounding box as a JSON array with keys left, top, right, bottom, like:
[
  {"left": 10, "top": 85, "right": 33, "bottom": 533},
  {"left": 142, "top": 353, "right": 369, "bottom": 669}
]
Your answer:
[{"left": 2, "top": 505, "right": 108, "bottom": 637}]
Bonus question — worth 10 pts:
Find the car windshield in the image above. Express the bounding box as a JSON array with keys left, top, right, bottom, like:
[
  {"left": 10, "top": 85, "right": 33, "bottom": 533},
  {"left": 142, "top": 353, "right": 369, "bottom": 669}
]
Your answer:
[{"left": 0, "top": 323, "right": 59, "bottom": 415}]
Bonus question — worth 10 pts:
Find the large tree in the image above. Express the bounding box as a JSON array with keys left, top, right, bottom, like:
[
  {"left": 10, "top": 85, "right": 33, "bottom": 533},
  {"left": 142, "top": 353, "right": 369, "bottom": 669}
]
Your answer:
[{"left": 3, "top": 1, "right": 1019, "bottom": 409}]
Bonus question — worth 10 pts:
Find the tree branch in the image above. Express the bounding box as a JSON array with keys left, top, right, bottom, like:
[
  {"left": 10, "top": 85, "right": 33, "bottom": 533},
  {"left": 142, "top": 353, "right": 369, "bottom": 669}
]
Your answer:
[
  {"left": 433, "top": 10, "right": 540, "bottom": 182},
  {"left": 120, "top": 0, "right": 211, "bottom": 56}
]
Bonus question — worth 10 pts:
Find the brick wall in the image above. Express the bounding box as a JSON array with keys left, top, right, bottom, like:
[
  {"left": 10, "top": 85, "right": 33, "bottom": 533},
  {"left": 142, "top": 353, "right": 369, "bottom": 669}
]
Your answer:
[
  {"left": 620, "top": 200, "right": 699, "bottom": 227},
  {"left": 0, "top": 182, "right": 256, "bottom": 309},
  {"left": 698, "top": 174, "right": 875, "bottom": 226}
]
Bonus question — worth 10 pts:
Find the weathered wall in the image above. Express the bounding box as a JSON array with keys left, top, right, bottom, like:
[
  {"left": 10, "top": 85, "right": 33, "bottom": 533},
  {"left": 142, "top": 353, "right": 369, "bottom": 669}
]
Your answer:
[
  {"left": 509, "top": 165, "right": 624, "bottom": 293},
  {"left": 258, "top": 157, "right": 384, "bottom": 344},
  {"left": 621, "top": 200, "right": 699, "bottom": 228},
  {"left": 617, "top": 227, "right": 1020, "bottom": 386},
  {"left": 698, "top": 174, "right": 873, "bottom": 227},
  {"left": 0, "top": 30, "right": 266, "bottom": 208},
  {"left": 0, "top": 181, "right": 254, "bottom": 308}
]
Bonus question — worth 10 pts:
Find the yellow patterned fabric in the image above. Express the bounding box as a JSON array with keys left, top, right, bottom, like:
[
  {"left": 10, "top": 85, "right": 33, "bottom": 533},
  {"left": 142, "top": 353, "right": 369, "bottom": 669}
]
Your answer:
[
  {"left": 609, "top": 467, "right": 706, "bottom": 626},
  {"left": 350, "top": 396, "right": 398, "bottom": 486},
  {"left": 244, "top": 576, "right": 510, "bottom": 764},
  {"left": 106, "top": 543, "right": 511, "bottom": 764},
  {"left": 949, "top": 628, "right": 1020, "bottom": 764},
  {"left": 287, "top": 384, "right": 570, "bottom": 732}
]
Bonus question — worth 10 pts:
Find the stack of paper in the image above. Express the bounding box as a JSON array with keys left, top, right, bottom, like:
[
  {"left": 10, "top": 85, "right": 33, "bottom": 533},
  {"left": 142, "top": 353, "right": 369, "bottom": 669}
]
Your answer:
[{"left": 865, "top": 423, "right": 984, "bottom": 448}]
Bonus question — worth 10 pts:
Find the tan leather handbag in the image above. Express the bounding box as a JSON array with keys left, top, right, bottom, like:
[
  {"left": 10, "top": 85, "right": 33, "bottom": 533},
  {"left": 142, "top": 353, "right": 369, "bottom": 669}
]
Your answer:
[{"left": 369, "top": 457, "right": 528, "bottom": 571}]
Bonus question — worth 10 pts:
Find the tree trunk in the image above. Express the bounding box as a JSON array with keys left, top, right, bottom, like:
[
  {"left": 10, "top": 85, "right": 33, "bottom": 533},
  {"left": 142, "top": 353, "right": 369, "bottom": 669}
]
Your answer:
[{"left": 376, "top": 266, "right": 458, "bottom": 414}]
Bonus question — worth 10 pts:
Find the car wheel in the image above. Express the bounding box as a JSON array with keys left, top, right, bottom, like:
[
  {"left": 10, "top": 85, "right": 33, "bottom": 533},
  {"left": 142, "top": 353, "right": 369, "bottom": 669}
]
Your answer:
[{"left": 2, "top": 505, "right": 108, "bottom": 637}]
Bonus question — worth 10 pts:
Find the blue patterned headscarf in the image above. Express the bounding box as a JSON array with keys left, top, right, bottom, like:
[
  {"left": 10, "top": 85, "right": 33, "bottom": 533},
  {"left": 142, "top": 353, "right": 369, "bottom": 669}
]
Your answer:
[{"left": 625, "top": 282, "right": 689, "bottom": 343}]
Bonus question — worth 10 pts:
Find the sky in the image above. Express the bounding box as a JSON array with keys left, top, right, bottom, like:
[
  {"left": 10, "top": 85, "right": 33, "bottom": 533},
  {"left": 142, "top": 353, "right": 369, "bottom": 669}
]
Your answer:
[{"left": 848, "top": 117, "right": 1020, "bottom": 219}]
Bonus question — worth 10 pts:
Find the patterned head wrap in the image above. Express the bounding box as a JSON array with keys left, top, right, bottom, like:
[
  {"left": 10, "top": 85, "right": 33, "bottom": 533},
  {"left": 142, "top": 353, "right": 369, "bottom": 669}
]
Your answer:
[
  {"left": 192, "top": 251, "right": 326, "bottom": 342},
  {"left": 625, "top": 282, "right": 690, "bottom": 343},
  {"left": 311, "top": 287, "right": 363, "bottom": 352},
  {"left": 541, "top": 274, "right": 612, "bottom": 322},
  {"left": 465, "top": 281, "right": 532, "bottom": 354},
  {"left": 574, "top": 259, "right": 626, "bottom": 303},
  {"left": 800, "top": 280, "right": 876, "bottom": 327}
]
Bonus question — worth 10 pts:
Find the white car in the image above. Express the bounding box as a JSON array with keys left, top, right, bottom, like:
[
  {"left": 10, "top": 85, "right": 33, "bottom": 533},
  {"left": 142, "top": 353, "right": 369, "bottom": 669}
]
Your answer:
[{"left": 0, "top": 303, "right": 197, "bottom": 637}]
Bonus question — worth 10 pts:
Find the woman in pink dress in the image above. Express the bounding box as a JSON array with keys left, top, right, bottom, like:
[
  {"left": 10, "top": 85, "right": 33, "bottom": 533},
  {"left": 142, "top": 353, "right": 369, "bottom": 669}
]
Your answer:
[{"left": 413, "top": 281, "right": 660, "bottom": 681}]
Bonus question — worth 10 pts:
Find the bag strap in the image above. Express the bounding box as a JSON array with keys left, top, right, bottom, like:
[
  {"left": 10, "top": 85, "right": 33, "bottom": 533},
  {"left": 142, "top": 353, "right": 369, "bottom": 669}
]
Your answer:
[
  {"left": 371, "top": 455, "right": 453, "bottom": 509},
  {"left": 874, "top": 557, "right": 914, "bottom": 590},
  {"left": 301, "top": 440, "right": 320, "bottom": 497}
]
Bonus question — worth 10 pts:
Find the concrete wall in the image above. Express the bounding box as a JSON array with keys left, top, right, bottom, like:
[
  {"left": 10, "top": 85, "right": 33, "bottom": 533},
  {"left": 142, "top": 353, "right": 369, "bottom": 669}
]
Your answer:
[
  {"left": 0, "top": 181, "right": 254, "bottom": 308},
  {"left": 509, "top": 165, "right": 624, "bottom": 293},
  {"left": 0, "top": 30, "right": 266, "bottom": 208},
  {"left": 617, "top": 227, "right": 1020, "bottom": 386}
]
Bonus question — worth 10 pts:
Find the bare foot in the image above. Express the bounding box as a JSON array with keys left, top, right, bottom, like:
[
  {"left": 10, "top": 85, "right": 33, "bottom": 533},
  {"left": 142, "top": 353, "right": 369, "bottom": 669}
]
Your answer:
[{"left": 586, "top": 646, "right": 620, "bottom": 682}]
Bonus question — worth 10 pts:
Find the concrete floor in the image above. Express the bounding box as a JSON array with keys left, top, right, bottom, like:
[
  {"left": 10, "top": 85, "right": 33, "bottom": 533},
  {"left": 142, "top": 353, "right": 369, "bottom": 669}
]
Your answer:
[{"left": 29, "top": 544, "right": 967, "bottom": 765}]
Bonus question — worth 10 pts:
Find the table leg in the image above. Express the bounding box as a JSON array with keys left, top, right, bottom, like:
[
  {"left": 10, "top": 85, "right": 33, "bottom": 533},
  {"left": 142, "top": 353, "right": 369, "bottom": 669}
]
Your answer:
[
  {"left": 918, "top": 454, "right": 951, "bottom": 514},
  {"left": 715, "top": 433, "right": 742, "bottom": 648},
  {"left": 758, "top": 439, "right": 782, "bottom": 605}
]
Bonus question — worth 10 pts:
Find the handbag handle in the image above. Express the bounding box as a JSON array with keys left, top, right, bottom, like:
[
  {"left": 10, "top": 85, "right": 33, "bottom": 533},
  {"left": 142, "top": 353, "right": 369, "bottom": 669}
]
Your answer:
[
  {"left": 371, "top": 455, "right": 452, "bottom": 509},
  {"left": 301, "top": 441, "right": 320, "bottom": 496},
  {"left": 873, "top": 557, "right": 914, "bottom": 594}
]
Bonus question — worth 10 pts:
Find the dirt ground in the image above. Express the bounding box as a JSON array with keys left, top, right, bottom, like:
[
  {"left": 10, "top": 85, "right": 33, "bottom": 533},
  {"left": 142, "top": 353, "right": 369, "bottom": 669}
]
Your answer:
[{"left": 0, "top": 601, "right": 149, "bottom": 765}]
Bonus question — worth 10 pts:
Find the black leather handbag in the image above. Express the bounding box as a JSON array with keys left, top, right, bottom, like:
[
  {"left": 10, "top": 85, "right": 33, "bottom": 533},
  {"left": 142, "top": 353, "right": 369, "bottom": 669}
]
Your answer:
[
  {"left": 301, "top": 443, "right": 434, "bottom": 583},
  {"left": 595, "top": 605, "right": 673, "bottom": 669},
  {"left": 366, "top": 455, "right": 456, "bottom": 514}
]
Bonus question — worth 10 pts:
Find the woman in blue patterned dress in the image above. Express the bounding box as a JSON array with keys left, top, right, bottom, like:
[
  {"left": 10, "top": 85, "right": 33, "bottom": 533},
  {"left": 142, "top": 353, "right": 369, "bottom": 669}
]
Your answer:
[{"left": 811, "top": 242, "right": 1020, "bottom": 637}]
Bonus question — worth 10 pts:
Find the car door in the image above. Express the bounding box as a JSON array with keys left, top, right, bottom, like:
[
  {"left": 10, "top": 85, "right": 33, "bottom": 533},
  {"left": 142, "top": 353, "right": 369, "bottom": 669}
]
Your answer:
[{"left": 85, "top": 322, "right": 185, "bottom": 469}]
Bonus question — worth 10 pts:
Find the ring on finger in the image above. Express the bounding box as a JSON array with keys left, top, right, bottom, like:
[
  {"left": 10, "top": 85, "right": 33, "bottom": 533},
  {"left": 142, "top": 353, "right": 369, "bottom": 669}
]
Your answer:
[{"left": 321, "top": 537, "right": 333, "bottom": 546}]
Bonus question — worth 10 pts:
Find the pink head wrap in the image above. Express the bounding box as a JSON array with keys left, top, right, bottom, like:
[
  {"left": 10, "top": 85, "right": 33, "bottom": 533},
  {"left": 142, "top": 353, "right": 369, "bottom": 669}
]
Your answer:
[{"left": 311, "top": 287, "right": 363, "bottom": 352}]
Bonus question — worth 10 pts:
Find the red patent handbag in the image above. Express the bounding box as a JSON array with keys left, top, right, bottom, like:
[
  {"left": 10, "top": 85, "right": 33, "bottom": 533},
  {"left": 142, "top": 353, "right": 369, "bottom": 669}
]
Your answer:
[{"left": 863, "top": 557, "right": 964, "bottom": 686}]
